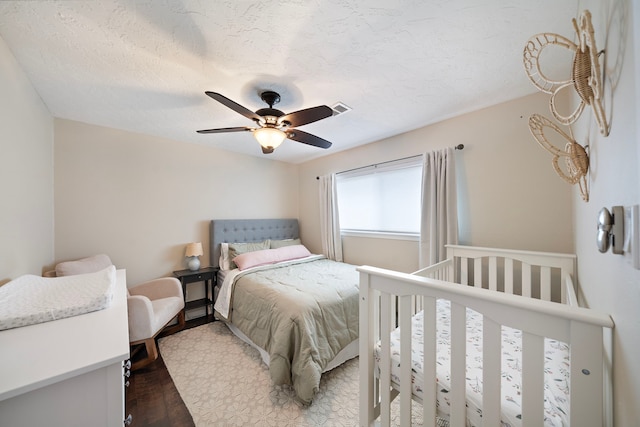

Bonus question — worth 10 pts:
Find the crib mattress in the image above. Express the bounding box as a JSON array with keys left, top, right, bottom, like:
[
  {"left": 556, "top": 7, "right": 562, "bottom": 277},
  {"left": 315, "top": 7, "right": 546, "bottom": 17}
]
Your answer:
[{"left": 375, "top": 300, "right": 570, "bottom": 426}]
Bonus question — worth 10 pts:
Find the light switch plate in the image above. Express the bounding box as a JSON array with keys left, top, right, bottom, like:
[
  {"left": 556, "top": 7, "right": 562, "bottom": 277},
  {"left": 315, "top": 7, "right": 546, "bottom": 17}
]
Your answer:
[
  {"left": 623, "top": 205, "right": 640, "bottom": 269},
  {"left": 612, "top": 206, "right": 625, "bottom": 254}
]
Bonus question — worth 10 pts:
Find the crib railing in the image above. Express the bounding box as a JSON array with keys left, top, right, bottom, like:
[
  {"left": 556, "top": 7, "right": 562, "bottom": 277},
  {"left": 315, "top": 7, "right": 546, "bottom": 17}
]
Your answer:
[
  {"left": 358, "top": 247, "right": 613, "bottom": 427},
  {"left": 444, "top": 245, "right": 577, "bottom": 303}
]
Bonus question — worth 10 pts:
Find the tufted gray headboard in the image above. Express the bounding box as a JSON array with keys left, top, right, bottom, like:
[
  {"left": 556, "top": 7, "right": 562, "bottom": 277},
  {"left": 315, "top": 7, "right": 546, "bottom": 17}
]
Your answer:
[{"left": 210, "top": 218, "right": 299, "bottom": 268}]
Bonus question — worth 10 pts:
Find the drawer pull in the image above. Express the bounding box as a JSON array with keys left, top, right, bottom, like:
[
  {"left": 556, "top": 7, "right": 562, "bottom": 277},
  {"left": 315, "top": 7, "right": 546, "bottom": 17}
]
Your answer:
[{"left": 124, "top": 414, "right": 133, "bottom": 425}]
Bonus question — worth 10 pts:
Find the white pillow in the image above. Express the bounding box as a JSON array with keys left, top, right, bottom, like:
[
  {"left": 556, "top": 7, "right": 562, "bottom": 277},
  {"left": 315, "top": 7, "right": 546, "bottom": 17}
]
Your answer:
[
  {"left": 219, "top": 242, "right": 230, "bottom": 270},
  {"left": 55, "top": 254, "right": 113, "bottom": 277}
]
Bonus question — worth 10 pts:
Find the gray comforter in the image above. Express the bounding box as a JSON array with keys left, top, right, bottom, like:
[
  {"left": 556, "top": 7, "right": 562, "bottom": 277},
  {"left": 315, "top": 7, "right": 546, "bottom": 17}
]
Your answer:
[{"left": 224, "top": 257, "right": 359, "bottom": 404}]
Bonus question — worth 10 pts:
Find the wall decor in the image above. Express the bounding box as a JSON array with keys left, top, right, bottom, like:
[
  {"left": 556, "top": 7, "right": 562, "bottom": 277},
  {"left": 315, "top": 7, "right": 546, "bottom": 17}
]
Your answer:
[
  {"left": 523, "top": 10, "right": 609, "bottom": 136},
  {"left": 528, "top": 113, "right": 590, "bottom": 202}
]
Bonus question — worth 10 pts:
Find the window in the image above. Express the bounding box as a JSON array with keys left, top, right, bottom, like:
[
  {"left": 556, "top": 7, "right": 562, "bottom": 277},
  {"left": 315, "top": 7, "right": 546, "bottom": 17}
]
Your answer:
[{"left": 336, "top": 156, "right": 422, "bottom": 235}]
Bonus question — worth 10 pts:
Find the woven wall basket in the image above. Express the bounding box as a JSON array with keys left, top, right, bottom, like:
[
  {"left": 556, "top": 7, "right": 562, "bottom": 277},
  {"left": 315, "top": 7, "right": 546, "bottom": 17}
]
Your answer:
[{"left": 523, "top": 10, "right": 609, "bottom": 136}]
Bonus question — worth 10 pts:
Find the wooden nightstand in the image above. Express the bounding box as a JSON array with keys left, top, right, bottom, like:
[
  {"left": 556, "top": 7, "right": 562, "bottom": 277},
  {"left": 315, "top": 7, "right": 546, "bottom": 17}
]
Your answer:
[{"left": 172, "top": 266, "right": 218, "bottom": 322}]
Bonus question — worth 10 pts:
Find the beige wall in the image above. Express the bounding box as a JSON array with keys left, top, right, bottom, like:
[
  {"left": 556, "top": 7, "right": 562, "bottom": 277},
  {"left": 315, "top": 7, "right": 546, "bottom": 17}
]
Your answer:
[
  {"left": 571, "top": 0, "right": 640, "bottom": 424},
  {"left": 3, "top": 1, "right": 639, "bottom": 421},
  {"left": 298, "top": 92, "right": 574, "bottom": 272},
  {"left": 54, "top": 119, "right": 299, "bottom": 285},
  {"left": 0, "top": 36, "right": 54, "bottom": 283}
]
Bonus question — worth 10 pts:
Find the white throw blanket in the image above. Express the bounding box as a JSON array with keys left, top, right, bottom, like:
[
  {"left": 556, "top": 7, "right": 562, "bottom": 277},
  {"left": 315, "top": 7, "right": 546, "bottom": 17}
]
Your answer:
[{"left": 0, "top": 266, "right": 116, "bottom": 331}]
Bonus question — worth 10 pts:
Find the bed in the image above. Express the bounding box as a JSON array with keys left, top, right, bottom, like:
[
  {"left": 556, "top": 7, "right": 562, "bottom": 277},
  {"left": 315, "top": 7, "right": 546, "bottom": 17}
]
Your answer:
[
  {"left": 210, "top": 218, "right": 359, "bottom": 404},
  {"left": 359, "top": 245, "right": 614, "bottom": 427}
]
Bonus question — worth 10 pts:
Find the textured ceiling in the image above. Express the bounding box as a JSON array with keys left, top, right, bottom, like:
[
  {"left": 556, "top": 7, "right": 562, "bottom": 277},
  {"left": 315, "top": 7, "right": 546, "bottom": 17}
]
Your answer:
[{"left": 0, "top": 0, "right": 579, "bottom": 163}]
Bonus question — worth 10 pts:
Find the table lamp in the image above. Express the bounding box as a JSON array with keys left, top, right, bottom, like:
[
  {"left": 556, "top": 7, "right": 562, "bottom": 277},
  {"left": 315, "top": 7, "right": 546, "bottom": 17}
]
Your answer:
[{"left": 185, "top": 242, "right": 203, "bottom": 271}]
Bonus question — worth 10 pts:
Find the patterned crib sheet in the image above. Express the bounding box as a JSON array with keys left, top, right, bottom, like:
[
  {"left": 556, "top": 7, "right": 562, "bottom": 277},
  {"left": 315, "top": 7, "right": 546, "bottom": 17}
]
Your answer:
[
  {"left": 0, "top": 266, "right": 116, "bottom": 331},
  {"left": 374, "top": 299, "right": 570, "bottom": 426}
]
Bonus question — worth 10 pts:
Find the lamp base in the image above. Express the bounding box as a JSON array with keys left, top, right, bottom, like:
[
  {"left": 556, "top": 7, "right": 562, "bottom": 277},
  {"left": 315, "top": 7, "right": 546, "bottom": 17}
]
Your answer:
[{"left": 187, "top": 256, "right": 201, "bottom": 271}]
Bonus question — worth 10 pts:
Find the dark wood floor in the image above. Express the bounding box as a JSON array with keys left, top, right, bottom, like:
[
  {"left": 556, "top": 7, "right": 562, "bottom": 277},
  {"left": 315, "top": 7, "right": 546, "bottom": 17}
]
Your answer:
[{"left": 126, "top": 316, "right": 212, "bottom": 427}]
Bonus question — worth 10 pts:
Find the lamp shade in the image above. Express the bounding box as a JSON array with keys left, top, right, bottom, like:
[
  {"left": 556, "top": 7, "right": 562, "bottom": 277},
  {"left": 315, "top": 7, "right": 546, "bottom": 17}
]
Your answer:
[
  {"left": 185, "top": 242, "right": 203, "bottom": 257},
  {"left": 254, "top": 127, "right": 286, "bottom": 150}
]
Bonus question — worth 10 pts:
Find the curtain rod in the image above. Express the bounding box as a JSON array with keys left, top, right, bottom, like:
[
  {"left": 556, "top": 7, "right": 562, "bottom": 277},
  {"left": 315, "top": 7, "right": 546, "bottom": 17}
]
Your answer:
[{"left": 315, "top": 144, "right": 464, "bottom": 180}]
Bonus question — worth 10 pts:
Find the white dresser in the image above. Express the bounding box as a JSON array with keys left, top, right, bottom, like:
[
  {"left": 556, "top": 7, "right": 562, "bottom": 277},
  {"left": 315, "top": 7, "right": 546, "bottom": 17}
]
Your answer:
[{"left": 0, "top": 269, "right": 130, "bottom": 427}]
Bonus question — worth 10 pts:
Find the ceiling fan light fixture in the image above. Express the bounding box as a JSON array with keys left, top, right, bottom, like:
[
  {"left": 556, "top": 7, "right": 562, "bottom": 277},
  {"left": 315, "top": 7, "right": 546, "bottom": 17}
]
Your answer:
[
  {"left": 254, "top": 127, "right": 286, "bottom": 150},
  {"left": 198, "top": 91, "right": 333, "bottom": 152}
]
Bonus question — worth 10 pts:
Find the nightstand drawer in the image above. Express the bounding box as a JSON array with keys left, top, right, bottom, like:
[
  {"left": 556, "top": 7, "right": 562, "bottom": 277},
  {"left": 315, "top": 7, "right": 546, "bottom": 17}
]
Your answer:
[{"left": 181, "top": 271, "right": 215, "bottom": 284}]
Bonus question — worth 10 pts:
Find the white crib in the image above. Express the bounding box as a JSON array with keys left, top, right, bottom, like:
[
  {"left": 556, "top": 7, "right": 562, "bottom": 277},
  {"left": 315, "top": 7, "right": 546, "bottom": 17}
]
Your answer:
[{"left": 359, "top": 245, "right": 614, "bottom": 427}]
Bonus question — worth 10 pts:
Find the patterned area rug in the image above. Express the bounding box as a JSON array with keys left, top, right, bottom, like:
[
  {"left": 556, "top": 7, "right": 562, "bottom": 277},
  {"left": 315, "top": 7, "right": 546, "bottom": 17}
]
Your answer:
[{"left": 159, "top": 322, "right": 442, "bottom": 427}]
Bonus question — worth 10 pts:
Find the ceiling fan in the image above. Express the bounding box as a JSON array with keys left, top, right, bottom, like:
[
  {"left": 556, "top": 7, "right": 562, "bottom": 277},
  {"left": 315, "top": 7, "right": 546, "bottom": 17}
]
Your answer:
[{"left": 197, "top": 91, "right": 334, "bottom": 154}]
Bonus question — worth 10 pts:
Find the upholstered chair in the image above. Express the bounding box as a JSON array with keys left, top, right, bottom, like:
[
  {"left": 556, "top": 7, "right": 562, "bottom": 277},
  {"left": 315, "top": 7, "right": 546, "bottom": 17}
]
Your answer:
[
  {"left": 127, "top": 277, "right": 185, "bottom": 370},
  {"left": 45, "top": 254, "right": 185, "bottom": 370}
]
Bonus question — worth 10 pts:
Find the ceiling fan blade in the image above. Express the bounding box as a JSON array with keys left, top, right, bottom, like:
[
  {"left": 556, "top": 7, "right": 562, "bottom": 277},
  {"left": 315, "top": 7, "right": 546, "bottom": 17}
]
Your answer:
[
  {"left": 278, "top": 105, "right": 333, "bottom": 127},
  {"left": 286, "top": 129, "right": 332, "bottom": 149},
  {"left": 196, "top": 126, "right": 253, "bottom": 134},
  {"left": 205, "top": 92, "right": 263, "bottom": 122}
]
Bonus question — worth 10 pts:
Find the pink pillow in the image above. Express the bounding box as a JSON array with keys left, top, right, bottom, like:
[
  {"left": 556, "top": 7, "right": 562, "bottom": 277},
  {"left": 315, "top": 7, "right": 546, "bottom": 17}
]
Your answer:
[{"left": 233, "top": 245, "right": 312, "bottom": 271}]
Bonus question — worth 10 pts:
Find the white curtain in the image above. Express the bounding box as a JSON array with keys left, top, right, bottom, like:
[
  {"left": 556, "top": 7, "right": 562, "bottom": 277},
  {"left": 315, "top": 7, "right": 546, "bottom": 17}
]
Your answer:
[
  {"left": 318, "top": 174, "right": 343, "bottom": 262},
  {"left": 420, "top": 147, "right": 458, "bottom": 268}
]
